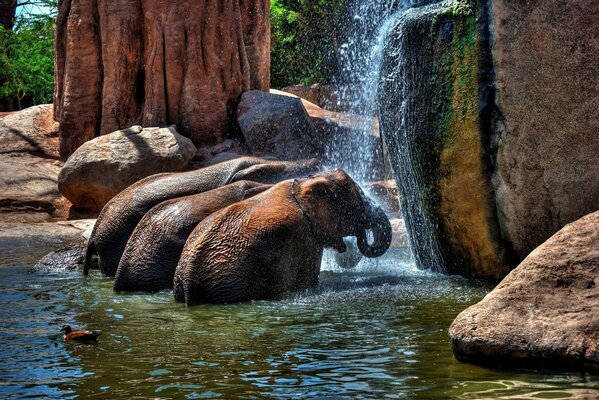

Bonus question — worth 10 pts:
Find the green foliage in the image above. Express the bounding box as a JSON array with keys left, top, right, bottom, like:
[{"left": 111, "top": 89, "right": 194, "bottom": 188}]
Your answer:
[
  {"left": 0, "top": 2, "right": 56, "bottom": 110},
  {"left": 270, "top": 0, "right": 349, "bottom": 88}
]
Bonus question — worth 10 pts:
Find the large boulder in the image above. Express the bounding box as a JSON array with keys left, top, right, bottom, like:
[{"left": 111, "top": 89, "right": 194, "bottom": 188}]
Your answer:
[
  {"left": 58, "top": 126, "right": 196, "bottom": 211},
  {"left": 272, "top": 89, "right": 386, "bottom": 180},
  {"left": 237, "top": 90, "right": 319, "bottom": 160},
  {"left": 491, "top": 0, "right": 599, "bottom": 260},
  {"left": 0, "top": 105, "right": 69, "bottom": 223},
  {"left": 0, "top": 104, "right": 59, "bottom": 158},
  {"left": 0, "top": 153, "right": 68, "bottom": 223},
  {"left": 54, "top": 0, "right": 270, "bottom": 157},
  {"left": 378, "top": 1, "right": 508, "bottom": 279},
  {"left": 449, "top": 210, "right": 599, "bottom": 368}
]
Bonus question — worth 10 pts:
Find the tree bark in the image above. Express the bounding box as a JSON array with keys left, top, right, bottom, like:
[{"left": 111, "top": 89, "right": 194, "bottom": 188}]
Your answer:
[
  {"left": 0, "top": 0, "right": 16, "bottom": 30},
  {"left": 54, "top": 0, "right": 270, "bottom": 157}
]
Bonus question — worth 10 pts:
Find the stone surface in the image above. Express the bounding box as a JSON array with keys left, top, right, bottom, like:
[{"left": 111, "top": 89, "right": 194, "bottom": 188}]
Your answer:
[
  {"left": 237, "top": 90, "right": 319, "bottom": 160},
  {"left": 32, "top": 243, "right": 86, "bottom": 272},
  {"left": 491, "top": 0, "right": 599, "bottom": 260},
  {"left": 58, "top": 126, "right": 196, "bottom": 211},
  {"left": 0, "top": 105, "right": 69, "bottom": 223},
  {"left": 0, "top": 105, "right": 59, "bottom": 158},
  {"left": 378, "top": 1, "right": 508, "bottom": 279},
  {"left": 365, "top": 180, "right": 400, "bottom": 213},
  {"left": 449, "top": 210, "right": 599, "bottom": 367},
  {"left": 0, "top": 219, "right": 95, "bottom": 252},
  {"left": 54, "top": 0, "right": 270, "bottom": 157},
  {"left": 0, "top": 153, "right": 69, "bottom": 223},
  {"left": 273, "top": 89, "right": 387, "bottom": 180}
]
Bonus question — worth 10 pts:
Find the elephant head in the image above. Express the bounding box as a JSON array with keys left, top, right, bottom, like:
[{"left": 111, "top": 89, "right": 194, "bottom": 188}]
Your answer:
[{"left": 293, "top": 169, "right": 392, "bottom": 258}]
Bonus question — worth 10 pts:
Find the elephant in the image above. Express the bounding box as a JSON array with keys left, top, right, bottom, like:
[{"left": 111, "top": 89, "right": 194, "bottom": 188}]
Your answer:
[
  {"left": 83, "top": 156, "right": 321, "bottom": 277},
  {"left": 113, "top": 180, "right": 272, "bottom": 293},
  {"left": 173, "top": 169, "right": 392, "bottom": 305}
]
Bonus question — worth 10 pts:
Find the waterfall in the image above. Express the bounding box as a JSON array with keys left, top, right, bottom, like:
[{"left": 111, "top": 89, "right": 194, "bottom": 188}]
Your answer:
[
  {"left": 326, "top": 0, "right": 447, "bottom": 272},
  {"left": 326, "top": 0, "right": 439, "bottom": 184}
]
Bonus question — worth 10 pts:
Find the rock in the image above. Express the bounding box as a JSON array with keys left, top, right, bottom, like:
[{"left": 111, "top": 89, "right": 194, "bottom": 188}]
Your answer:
[
  {"left": 32, "top": 243, "right": 86, "bottom": 272},
  {"left": 54, "top": 0, "right": 270, "bottom": 157},
  {"left": 237, "top": 90, "right": 319, "bottom": 160},
  {"left": 389, "top": 217, "right": 409, "bottom": 249},
  {"left": 378, "top": 1, "right": 508, "bottom": 279},
  {"left": 0, "top": 105, "right": 59, "bottom": 158},
  {"left": 365, "top": 180, "right": 400, "bottom": 213},
  {"left": 0, "top": 153, "right": 69, "bottom": 223},
  {"left": 58, "top": 126, "right": 196, "bottom": 211},
  {"left": 281, "top": 83, "right": 356, "bottom": 112},
  {"left": 449, "top": 210, "right": 599, "bottom": 368},
  {"left": 0, "top": 105, "right": 69, "bottom": 223},
  {"left": 0, "top": 219, "right": 95, "bottom": 252},
  {"left": 271, "top": 89, "right": 386, "bottom": 180},
  {"left": 491, "top": 0, "right": 599, "bottom": 260}
]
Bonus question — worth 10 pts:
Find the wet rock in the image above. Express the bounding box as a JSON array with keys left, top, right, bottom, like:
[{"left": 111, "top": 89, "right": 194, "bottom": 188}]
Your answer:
[
  {"left": 32, "top": 243, "right": 86, "bottom": 272},
  {"left": 54, "top": 0, "right": 270, "bottom": 157},
  {"left": 449, "top": 210, "right": 599, "bottom": 368},
  {"left": 0, "top": 104, "right": 59, "bottom": 158},
  {"left": 389, "top": 217, "right": 409, "bottom": 250},
  {"left": 58, "top": 126, "right": 196, "bottom": 211},
  {"left": 378, "top": 1, "right": 508, "bottom": 279},
  {"left": 237, "top": 90, "right": 319, "bottom": 160},
  {"left": 491, "top": 0, "right": 599, "bottom": 260},
  {"left": 272, "top": 89, "right": 385, "bottom": 179},
  {"left": 365, "top": 180, "right": 400, "bottom": 213}
]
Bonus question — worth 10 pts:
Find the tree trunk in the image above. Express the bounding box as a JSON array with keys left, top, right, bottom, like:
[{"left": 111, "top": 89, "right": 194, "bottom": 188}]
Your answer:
[
  {"left": 54, "top": 0, "right": 270, "bottom": 157},
  {"left": 0, "top": 0, "right": 16, "bottom": 30}
]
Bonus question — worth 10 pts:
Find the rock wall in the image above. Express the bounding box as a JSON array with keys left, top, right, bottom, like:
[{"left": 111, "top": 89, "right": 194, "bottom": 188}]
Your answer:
[
  {"left": 54, "top": 0, "right": 270, "bottom": 157},
  {"left": 378, "top": 0, "right": 599, "bottom": 279},
  {"left": 491, "top": 0, "right": 599, "bottom": 260},
  {"left": 378, "top": 1, "right": 508, "bottom": 279}
]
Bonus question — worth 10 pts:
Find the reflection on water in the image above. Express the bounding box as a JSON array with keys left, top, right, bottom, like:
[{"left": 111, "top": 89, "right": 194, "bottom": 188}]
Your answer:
[{"left": 1, "top": 245, "right": 598, "bottom": 399}]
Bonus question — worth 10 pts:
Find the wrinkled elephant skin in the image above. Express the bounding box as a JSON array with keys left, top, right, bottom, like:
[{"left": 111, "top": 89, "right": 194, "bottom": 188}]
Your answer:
[{"left": 173, "top": 169, "right": 392, "bottom": 305}]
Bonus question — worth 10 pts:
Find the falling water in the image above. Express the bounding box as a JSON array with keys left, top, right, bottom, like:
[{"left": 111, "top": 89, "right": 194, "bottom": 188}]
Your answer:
[
  {"left": 325, "top": 0, "right": 403, "bottom": 184},
  {"left": 326, "top": 0, "right": 434, "bottom": 183},
  {"left": 327, "top": 0, "right": 446, "bottom": 271}
]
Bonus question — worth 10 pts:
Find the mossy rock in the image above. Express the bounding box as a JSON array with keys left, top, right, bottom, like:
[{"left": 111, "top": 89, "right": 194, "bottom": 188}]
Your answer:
[{"left": 378, "top": 0, "right": 508, "bottom": 279}]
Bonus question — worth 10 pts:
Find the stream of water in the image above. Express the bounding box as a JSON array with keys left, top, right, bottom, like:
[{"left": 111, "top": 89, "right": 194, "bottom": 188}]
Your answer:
[{"left": 2, "top": 244, "right": 598, "bottom": 399}]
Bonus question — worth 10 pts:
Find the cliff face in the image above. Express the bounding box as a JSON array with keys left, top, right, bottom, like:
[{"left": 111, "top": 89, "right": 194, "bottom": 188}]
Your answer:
[
  {"left": 54, "top": 0, "right": 270, "bottom": 157},
  {"left": 378, "top": 0, "right": 599, "bottom": 278}
]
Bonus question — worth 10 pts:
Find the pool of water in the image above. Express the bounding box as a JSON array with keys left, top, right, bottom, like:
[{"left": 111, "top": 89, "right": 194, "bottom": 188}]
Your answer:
[{"left": 1, "top": 244, "right": 598, "bottom": 399}]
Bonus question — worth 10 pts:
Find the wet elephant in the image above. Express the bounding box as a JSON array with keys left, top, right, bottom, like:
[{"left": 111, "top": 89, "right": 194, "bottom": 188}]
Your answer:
[
  {"left": 173, "top": 169, "right": 392, "bottom": 305},
  {"left": 84, "top": 156, "right": 321, "bottom": 277},
  {"left": 113, "top": 180, "right": 272, "bottom": 293}
]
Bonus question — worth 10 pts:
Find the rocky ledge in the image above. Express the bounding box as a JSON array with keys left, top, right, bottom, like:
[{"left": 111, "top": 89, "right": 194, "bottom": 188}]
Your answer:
[{"left": 449, "top": 210, "right": 599, "bottom": 368}]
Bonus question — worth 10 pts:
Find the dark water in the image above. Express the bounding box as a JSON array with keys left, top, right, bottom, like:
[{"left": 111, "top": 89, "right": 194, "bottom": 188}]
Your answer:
[{"left": 1, "top": 245, "right": 598, "bottom": 399}]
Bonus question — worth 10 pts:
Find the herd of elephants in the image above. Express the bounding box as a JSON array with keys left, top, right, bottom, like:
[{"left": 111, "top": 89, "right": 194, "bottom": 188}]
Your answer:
[{"left": 83, "top": 156, "right": 392, "bottom": 305}]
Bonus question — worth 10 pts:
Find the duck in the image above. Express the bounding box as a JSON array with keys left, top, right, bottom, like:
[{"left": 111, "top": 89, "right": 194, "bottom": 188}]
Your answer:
[{"left": 60, "top": 325, "right": 101, "bottom": 342}]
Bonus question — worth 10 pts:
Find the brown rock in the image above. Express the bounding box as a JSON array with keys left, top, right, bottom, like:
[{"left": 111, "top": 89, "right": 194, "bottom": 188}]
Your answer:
[
  {"left": 449, "top": 210, "right": 599, "bottom": 367},
  {"left": 54, "top": 0, "right": 270, "bottom": 157},
  {"left": 492, "top": 0, "right": 599, "bottom": 260},
  {"left": 0, "top": 105, "right": 59, "bottom": 158},
  {"left": 0, "top": 153, "right": 68, "bottom": 223},
  {"left": 0, "top": 219, "right": 95, "bottom": 252},
  {"left": 365, "top": 180, "right": 400, "bottom": 213},
  {"left": 58, "top": 126, "right": 196, "bottom": 211}
]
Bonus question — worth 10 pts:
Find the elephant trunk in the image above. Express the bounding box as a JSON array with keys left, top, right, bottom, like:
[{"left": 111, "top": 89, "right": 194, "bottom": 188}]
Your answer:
[{"left": 357, "top": 199, "right": 392, "bottom": 258}]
